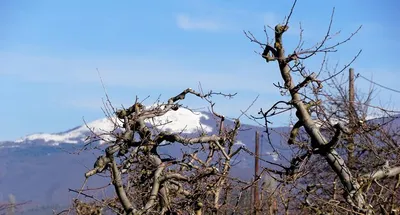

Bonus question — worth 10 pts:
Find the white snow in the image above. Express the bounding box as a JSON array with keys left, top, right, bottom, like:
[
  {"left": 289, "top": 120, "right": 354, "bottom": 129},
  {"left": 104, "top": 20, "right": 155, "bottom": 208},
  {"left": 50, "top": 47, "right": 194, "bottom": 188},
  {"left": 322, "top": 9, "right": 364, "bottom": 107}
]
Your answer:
[
  {"left": 147, "top": 107, "right": 212, "bottom": 133},
  {"left": 0, "top": 145, "right": 20, "bottom": 149},
  {"left": 234, "top": 140, "right": 246, "bottom": 146},
  {"left": 15, "top": 134, "right": 80, "bottom": 144},
  {"left": 14, "top": 107, "right": 212, "bottom": 145},
  {"left": 15, "top": 117, "right": 122, "bottom": 144},
  {"left": 265, "top": 151, "right": 279, "bottom": 161}
]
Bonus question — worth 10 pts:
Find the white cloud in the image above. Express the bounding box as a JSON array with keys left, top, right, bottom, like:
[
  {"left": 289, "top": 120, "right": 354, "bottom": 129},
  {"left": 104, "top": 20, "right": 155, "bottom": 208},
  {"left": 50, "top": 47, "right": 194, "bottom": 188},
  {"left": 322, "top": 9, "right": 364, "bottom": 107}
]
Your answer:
[
  {"left": 174, "top": 9, "right": 304, "bottom": 37},
  {"left": 176, "top": 14, "right": 222, "bottom": 31},
  {"left": 0, "top": 51, "right": 285, "bottom": 126},
  {"left": 0, "top": 52, "right": 281, "bottom": 93}
]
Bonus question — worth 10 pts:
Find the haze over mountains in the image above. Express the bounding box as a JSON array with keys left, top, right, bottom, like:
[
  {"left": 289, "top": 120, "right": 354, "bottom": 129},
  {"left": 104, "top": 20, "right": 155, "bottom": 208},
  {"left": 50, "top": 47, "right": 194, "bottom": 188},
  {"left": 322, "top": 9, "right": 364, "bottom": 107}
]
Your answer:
[{"left": 0, "top": 107, "right": 291, "bottom": 210}]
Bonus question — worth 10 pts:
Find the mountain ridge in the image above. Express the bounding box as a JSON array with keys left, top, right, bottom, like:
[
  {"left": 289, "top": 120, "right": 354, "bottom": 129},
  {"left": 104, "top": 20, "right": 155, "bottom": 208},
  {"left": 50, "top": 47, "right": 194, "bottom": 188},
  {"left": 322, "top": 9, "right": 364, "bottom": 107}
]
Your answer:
[
  {"left": 0, "top": 107, "right": 288, "bottom": 208},
  {"left": 7, "top": 107, "right": 216, "bottom": 146}
]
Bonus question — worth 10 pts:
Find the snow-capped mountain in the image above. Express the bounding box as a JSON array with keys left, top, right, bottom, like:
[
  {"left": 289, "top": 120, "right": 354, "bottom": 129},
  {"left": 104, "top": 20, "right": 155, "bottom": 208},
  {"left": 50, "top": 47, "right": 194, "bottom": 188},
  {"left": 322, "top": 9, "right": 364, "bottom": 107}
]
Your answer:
[
  {"left": 12, "top": 107, "right": 214, "bottom": 146},
  {"left": 0, "top": 107, "right": 290, "bottom": 210}
]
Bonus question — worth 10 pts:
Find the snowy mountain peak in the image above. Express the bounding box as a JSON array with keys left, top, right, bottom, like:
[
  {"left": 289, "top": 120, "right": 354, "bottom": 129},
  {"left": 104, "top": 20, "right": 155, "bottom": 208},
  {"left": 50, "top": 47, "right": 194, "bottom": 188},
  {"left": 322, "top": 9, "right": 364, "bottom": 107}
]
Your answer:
[
  {"left": 14, "top": 107, "right": 213, "bottom": 145},
  {"left": 149, "top": 107, "right": 212, "bottom": 133}
]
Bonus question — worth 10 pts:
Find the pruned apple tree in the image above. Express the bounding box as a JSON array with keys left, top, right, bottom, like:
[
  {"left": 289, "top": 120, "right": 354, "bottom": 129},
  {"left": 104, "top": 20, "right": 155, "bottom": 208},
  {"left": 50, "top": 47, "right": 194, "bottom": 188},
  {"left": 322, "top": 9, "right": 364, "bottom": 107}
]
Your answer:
[
  {"left": 64, "top": 88, "right": 258, "bottom": 215},
  {"left": 246, "top": 0, "right": 400, "bottom": 214}
]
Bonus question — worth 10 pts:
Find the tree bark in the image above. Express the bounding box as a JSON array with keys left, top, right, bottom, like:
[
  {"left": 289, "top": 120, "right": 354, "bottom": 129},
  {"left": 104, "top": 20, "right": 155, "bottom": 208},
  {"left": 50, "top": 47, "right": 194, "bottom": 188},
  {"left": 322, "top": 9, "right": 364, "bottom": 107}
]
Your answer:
[{"left": 271, "top": 24, "right": 367, "bottom": 211}]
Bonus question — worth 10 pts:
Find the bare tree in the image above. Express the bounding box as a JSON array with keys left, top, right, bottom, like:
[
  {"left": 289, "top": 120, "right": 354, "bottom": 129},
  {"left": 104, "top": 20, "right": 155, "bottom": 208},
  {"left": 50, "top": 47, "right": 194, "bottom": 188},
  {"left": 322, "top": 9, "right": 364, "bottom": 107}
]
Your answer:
[
  {"left": 246, "top": 0, "right": 400, "bottom": 214},
  {"left": 63, "top": 88, "right": 261, "bottom": 215}
]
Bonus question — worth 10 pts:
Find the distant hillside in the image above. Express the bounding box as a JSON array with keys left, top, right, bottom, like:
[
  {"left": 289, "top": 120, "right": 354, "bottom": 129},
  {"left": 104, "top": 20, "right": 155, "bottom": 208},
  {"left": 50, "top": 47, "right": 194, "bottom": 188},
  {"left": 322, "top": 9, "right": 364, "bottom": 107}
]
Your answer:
[{"left": 0, "top": 108, "right": 290, "bottom": 210}]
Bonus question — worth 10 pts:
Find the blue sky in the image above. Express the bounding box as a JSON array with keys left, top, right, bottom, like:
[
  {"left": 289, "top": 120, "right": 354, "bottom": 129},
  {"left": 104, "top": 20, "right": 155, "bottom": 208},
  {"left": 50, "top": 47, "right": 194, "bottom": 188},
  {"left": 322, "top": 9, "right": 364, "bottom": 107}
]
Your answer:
[{"left": 1, "top": 0, "right": 399, "bottom": 140}]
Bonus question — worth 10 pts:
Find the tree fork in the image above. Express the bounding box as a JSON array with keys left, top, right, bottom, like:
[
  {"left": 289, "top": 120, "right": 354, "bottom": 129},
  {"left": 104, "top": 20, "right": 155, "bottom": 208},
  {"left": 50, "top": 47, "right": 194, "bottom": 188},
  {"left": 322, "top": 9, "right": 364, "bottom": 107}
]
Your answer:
[{"left": 266, "top": 24, "right": 368, "bottom": 211}]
